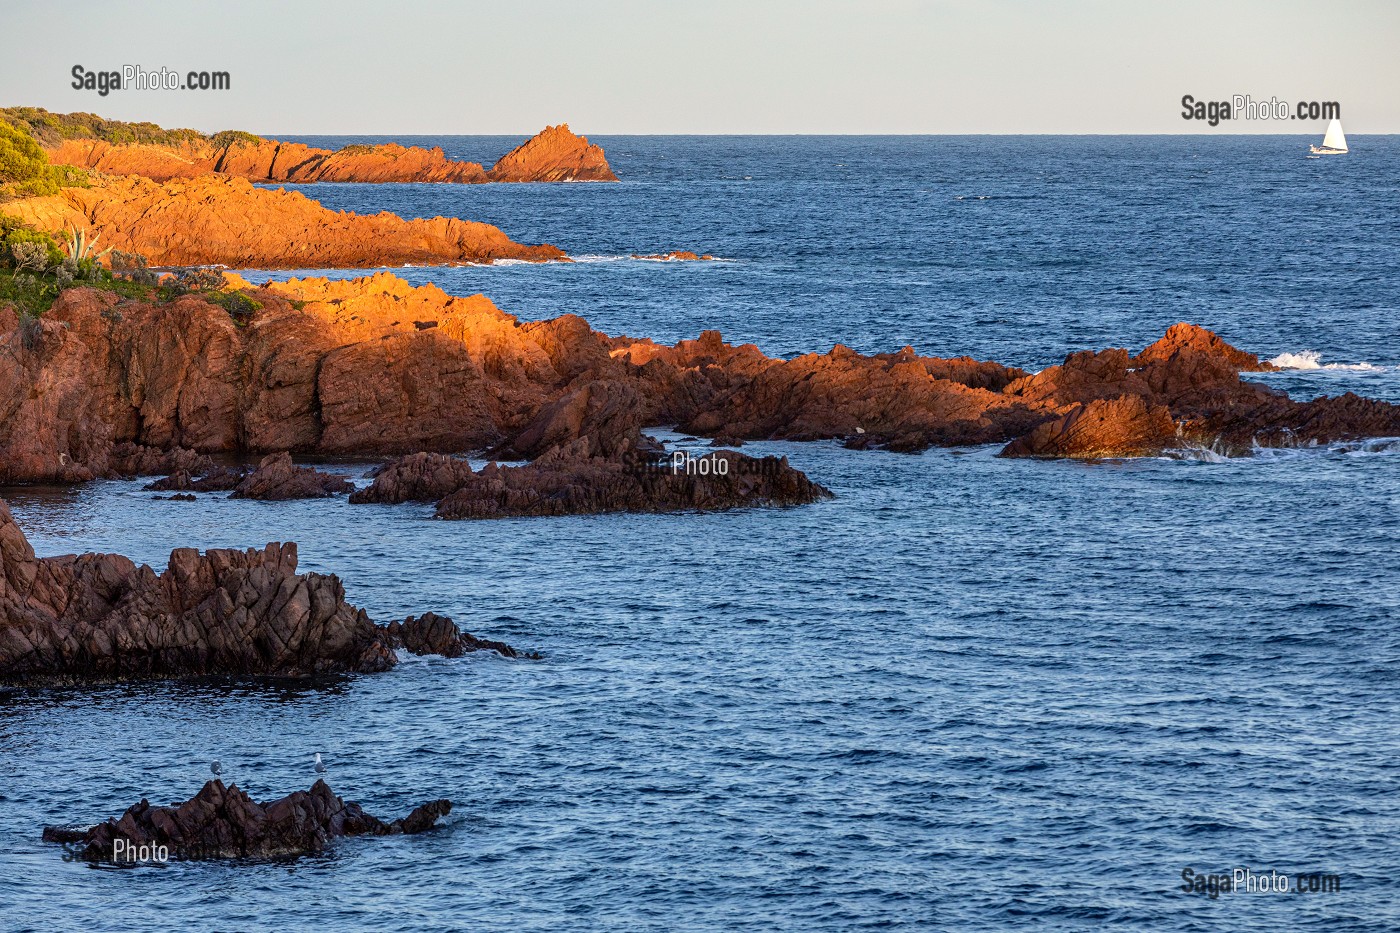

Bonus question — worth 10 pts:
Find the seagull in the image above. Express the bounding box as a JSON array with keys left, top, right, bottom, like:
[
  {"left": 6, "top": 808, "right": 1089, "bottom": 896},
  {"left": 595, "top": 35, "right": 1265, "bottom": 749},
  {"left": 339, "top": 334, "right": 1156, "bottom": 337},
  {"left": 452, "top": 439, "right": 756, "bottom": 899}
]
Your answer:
[
  {"left": 210, "top": 760, "right": 223, "bottom": 778},
  {"left": 314, "top": 753, "right": 327, "bottom": 774}
]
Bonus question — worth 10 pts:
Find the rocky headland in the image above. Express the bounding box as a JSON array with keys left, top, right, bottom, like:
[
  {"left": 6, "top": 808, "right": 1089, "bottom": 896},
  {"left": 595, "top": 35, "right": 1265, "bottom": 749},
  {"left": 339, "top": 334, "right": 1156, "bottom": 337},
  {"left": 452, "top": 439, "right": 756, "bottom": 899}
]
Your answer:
[
  {"left": 0, "top": 498, "right": 518, "bottom": 686},
  {"left": 43, "top": 779, "right": 450, "bottom": 861},
  {"left": 3, "top": 173, "right": 566, "bottom": 268},
  {"left": 6, "top": 108, "right": 618, "bottom": 184}
]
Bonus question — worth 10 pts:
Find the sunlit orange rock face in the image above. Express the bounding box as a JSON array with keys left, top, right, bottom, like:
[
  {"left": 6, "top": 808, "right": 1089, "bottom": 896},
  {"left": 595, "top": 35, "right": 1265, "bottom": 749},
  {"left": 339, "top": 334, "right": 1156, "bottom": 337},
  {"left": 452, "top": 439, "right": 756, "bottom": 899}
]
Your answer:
[
  {"left": 44, "top": 123, "right": 618, "bottom": 184},
  {"left": 485, "top": 124, "right": 619, "bottom": 182},
  {"left": 45, "top": 138, "right": 488, "bottom": 182},
  {"left": 1, "top": 273, "right": 1397, "bottom": 485},
  {"left": 4, "top": 174, "right": 565, "bottom": 267}
]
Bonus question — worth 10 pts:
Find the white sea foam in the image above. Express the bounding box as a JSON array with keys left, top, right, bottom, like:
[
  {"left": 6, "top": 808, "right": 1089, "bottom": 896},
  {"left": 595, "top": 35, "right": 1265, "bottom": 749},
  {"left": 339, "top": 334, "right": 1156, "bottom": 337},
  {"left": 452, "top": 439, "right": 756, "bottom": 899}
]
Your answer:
[
  {"left": 1267, "top": 350, "right": 1380, "bottom": 372},
  {"left": 569, "top": 254, "right": 734, "bottom": 264}
]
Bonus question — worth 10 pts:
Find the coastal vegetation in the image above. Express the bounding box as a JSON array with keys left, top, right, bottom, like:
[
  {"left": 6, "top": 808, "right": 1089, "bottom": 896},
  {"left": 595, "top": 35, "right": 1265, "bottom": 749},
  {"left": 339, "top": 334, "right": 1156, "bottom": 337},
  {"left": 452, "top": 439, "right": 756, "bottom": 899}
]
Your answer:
[{"left": 0, "top": 117, "right": 90, "bottom": 200}]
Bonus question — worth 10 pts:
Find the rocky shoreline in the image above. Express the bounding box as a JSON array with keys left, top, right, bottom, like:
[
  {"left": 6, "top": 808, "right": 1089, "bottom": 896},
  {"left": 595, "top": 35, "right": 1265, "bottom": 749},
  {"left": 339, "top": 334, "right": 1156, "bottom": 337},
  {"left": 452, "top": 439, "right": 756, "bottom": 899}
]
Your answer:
[
  {"left": 2, "top": 274, "right": 1397, "bottom": 491},
  {"left": 4, "top": 173, "right": 568, "bottom": 268}
]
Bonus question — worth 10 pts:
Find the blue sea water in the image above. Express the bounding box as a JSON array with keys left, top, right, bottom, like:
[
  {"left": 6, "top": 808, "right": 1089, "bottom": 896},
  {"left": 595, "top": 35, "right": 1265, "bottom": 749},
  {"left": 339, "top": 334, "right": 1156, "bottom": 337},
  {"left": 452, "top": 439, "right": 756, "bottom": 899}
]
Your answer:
[{"left": 2, "top": 136, "right": 1399, "bottom": 931}]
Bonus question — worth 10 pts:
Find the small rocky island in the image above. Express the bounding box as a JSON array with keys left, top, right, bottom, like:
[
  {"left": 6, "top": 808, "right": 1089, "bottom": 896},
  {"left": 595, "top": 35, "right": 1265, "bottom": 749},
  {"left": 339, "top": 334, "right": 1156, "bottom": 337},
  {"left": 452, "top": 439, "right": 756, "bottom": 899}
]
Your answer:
[{"left": 43, "top": 779, "right": 451, "bottom": 861}]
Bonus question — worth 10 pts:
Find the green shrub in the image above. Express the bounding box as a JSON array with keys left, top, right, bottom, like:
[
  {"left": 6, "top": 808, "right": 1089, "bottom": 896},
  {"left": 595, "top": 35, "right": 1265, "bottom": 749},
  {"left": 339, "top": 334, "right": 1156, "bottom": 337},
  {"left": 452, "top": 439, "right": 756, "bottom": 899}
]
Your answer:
[
  {"left": 48, "top": 164, "right": 89, "bottom": 188},
  {"left": 0, "top": 218, "right": 64, "bottom": 269},
  {"left": 0, "top": 107, "right": 206, "bottom": 148},
  {"left": 0, "top": 120, "right": 59, "bottom": 198},
  {"left": 207, "top": 289, "right": 262, "bottom": 325},
  {"left": 209, "top": 130, "right": 262, "bottom": 150}
]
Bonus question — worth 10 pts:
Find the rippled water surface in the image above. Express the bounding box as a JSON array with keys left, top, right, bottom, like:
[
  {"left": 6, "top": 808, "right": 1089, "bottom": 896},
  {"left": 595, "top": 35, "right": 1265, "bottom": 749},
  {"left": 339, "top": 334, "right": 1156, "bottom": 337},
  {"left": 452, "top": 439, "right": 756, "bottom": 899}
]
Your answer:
[{"left": 2, "top": 137, "right": 1399, "bottom": 931}]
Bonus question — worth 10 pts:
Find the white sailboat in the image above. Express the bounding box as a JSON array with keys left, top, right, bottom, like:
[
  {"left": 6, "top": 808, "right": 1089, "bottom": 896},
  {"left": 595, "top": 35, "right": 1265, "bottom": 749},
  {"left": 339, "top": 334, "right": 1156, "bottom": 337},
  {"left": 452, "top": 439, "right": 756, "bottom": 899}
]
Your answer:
[{"left": 1310, "top": 119, "right": 1348, "bottom": 155}]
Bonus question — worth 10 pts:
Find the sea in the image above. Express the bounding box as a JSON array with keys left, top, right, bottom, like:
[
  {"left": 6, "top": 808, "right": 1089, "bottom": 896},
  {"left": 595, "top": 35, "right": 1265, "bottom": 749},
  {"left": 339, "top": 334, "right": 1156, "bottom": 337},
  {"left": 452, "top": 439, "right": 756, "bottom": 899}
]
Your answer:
[{"left": 1, "top": 136, "right": 1397, "bottom": 931}]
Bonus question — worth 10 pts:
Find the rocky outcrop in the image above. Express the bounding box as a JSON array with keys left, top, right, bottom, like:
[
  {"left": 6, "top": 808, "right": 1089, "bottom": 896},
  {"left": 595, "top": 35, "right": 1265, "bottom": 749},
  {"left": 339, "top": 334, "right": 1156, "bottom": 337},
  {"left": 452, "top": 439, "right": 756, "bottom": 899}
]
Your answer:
[
  {"left": 495, "top": 380, "right": 649, "bottom": 460},
  {"left": 434, "top": 445, "right": 832, "bottom": 519},
  {"left": 486, "top": 124, "right": 618, "bottom": 182},
  {"left": 1000, "top": 396, "right": 1178, "bottom": 459},
  {"left": 36, "top": 121, "right": 616, "bottom": 185},
  {"left": 147, "top": 466, "right": 245, "bottom": 493},
  {"left": 349, "top": 453, "right": 477, "bottom": 504},
  {"left": 995, "top": 327, "right": 1400, "bottom": 457},
  {"left": 381, "top": 612, "right": 520, "bottom": 658},
  {"left": 4, "top": 174, "right": 566, "bottom": 268},
  {"left": 0, "top": 498, "right": 520, "bottom": 685},
  {"left": 3, "top": 275, "right": 1398, "bottom": 478},
  {"left": 630, "top": 251, "right": 715, "bottom": 261},
  {"left": 43, "top": 779, "right": 450, "bottom": 861},
  {"left": 230, "top": 452, "right": 354, "bottom": 500},
  {"left": 1133, "top": 321, "right": 1276, "bottom": 372}
]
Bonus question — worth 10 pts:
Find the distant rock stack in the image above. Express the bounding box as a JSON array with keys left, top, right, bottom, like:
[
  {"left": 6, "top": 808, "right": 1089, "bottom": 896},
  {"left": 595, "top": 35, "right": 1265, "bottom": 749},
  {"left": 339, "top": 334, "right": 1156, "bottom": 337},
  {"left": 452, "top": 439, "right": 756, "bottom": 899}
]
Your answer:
[{"left": 487, "top": 124, "right": 619, "bottom": 182}]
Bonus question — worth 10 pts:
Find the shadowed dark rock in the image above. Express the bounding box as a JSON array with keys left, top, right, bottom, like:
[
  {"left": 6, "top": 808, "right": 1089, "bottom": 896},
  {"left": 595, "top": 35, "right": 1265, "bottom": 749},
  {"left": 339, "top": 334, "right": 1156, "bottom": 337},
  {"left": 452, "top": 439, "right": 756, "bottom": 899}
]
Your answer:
[
  {"left": 0, "top": 498, "right": 523, "bottom": 685},
  {"left": 108, "top": 443, "right": 218, "bottom": 479},
  {"left": 230, "top": 452, "right": 354, "bottom": 500},
  {"left": 494, "top": 380, "right": 647, "bottom": 460},
  {"left": 381, "top": 611, "right": 520, "bottom": 658},
  {"left": 349, "top": 452, "right": 476, "bottom": 504},
  {"left": 146, "top": 465, "right": 246, "bottom": 492},
  {"left": 435, "top": 444, "right": 832, "bottom": 520},
  {"left": 42, "top": 779, "right": 450, "bottom": 861}
]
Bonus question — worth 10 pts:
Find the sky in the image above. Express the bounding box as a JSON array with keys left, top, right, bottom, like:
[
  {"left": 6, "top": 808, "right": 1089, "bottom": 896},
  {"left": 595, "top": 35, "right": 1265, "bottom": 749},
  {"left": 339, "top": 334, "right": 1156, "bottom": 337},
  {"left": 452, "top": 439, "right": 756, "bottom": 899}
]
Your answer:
[{"left": 3, "top": 0, "right": 1396, "bottom": 135}]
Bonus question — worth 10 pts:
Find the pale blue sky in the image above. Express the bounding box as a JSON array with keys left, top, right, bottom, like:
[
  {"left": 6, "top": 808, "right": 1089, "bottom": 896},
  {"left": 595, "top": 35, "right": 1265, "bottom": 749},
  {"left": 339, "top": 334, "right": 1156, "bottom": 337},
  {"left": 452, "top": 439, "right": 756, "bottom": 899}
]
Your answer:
[{"left": 4, "top": 0, "right": 1396, "bottom": 134}]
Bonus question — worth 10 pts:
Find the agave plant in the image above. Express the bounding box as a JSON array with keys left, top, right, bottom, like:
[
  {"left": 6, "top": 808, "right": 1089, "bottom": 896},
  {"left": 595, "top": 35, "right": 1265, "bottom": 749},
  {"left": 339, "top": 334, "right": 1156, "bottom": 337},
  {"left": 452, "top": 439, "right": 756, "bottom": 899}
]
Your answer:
[{"left": 65, "top": 225, "right": 112, "bottom": 262}]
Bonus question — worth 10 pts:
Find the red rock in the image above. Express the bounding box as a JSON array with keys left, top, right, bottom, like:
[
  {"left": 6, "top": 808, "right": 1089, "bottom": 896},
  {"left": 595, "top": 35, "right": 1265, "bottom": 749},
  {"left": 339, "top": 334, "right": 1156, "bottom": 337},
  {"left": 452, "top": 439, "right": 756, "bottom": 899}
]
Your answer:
[
  {"left": 6, "top": 173, "right": 566, "bottom": 269},
  {"left": 40, "top": 122, "right": 616, "bottom": 185},
  {"left": 496, "top": 380, "right": 648, "bottom": 460},
  {"left": 349, "top": 453, "right": 476, "bottom": 504},
  {"left": 1000, "top": 396, "right": 1178, "bottom": 458},
  {"left": 434, "top": 447, "right": 831, "bottom": 520},
  {"left": 3, "top": 274, "right": 1398, "bottom": 475},
  {"left": 486, "top": 124, "right": 618, "bottom": 182},
  {"left": 230, "top": 452, "right": 353, "bottom": 500},
  {"left": 630, "top": 251, "right": 715, "bottom": 261},
  {"left": 1134, "top": 322, "right": 1276, "bottom": 371},
  {"left": 43, "top": 779, "right": 450, "bottom": 861}
]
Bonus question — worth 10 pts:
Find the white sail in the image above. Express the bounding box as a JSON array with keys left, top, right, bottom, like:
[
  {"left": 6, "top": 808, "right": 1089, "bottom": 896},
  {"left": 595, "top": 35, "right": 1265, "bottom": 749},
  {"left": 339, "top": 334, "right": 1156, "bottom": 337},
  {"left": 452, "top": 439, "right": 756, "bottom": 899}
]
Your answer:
[{"left": 1321, "top": 119, "right": 1347, "bottom": 152}]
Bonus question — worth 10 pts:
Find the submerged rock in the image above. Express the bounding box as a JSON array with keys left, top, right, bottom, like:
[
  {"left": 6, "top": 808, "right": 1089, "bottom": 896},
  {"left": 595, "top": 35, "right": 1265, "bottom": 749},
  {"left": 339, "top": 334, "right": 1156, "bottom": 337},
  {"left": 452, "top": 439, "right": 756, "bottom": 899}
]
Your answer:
[
  {"left": 630, "top": 251, "right": 714, "bottom": 261},
  {"left": 146, "top": 465, "right": 246, "bottom": 492},
  {"left": 42, "top": 779, "right": 450, "bottom": 861}
]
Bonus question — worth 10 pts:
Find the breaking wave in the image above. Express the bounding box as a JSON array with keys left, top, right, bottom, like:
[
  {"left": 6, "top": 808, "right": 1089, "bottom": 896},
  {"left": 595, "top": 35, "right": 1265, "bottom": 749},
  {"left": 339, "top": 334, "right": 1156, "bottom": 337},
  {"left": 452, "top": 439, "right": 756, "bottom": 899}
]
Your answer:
[{"left": 1268, "top": 350, "right": 1380, "bottom": 371}]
